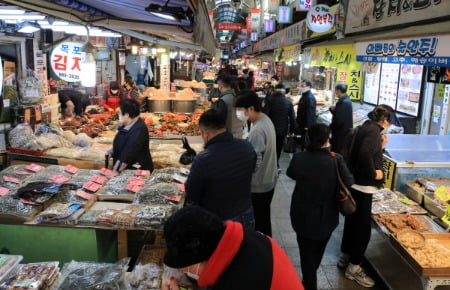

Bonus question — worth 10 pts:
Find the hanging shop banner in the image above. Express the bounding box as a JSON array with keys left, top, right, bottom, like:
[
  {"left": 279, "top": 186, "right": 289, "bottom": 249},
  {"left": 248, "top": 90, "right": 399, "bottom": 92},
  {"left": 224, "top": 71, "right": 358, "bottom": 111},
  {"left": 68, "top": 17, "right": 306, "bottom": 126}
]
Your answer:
[
  {"left": 298, "top": 0, "right": 314, "bottom": 11},
  {"left": 280, "top": 20, "right": 303, "bottom": 47},
  {"left": 278, "top": 6, "right": 292, "bottom": 24},
  {"left": 265, "top": 19, "right": 275, "bottom": 33},
  {"left": 356, "top": 35, "right": 450, "bottom": 67},
  {"left": 305, "top": 4, "right": 338, "bottom": 40},
  {"left": 276, "top": 62, "right": 285, "bottom": 81},
  {"left": 307, "top": 4, "right": 334, "bottom": 33},
  {"left": 0, "top": 57, "right": 2, "bottom": 95},
  {"left": 251, "top": 32, "right": 258, "bottom": 42},
  {"left": 345, "top": 0, "right": 450, "bottom": 34},
  {"left": 217, "top": 22, "right": 243, "bottom": 31},
  {"left": 50, "top": 42, "right": 87, "bottom": 82},
  {"left": 269, "top": 0, "right": 279, "bottom": 11},
  {"left": 246, "top": 17, "right": 252, "bottom": 35},
  {"left": 160, "top": 51, "right": 170, "bottom": 91},
  {"left": 274, "top": 44, "right": 301, "bottom": 62},
  {"left": 260, "top": 33, "right": 280, "bottom": 52},
  {"left": 310, "top": 44, "right": 362, "bottom": 100},
  {"left": 251, "top": 8, "right": 260, "bottom": 31}
]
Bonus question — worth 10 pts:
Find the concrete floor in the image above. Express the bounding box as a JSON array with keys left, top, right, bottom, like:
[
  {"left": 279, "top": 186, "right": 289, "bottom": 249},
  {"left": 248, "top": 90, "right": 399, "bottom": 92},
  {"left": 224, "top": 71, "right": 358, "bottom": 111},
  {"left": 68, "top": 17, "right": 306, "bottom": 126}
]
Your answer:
[{"left": 272, "top": 152, "right": 389, "bottom": 290}]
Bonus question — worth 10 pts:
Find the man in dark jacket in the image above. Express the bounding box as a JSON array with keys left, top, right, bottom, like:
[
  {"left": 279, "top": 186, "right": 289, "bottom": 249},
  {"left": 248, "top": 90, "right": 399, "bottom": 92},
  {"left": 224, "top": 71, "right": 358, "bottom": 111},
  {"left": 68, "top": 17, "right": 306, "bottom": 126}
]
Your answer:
[
  {"left": 215, "top": 76, "right": 243, "bottom": 138},
  {"left": 296, "top": 80, "right": 316, "bottom": 136},
  {"left": 330, "top": 83, "right": 353, "bottom": 154},
  {"left": 185, "top": 109, "right": 256, "bottom": 229},
  {"left": 264, "top": 86, "right": 296, "bottom": 167},
  {"left": 110, "top": 99, "right": 153, "bottom": 175},
  {"left": 58, "top": 89, "right": 90, "bottom": 117},
  {"left": 163, "top": 206, "right": 304, "bottom": 290}
]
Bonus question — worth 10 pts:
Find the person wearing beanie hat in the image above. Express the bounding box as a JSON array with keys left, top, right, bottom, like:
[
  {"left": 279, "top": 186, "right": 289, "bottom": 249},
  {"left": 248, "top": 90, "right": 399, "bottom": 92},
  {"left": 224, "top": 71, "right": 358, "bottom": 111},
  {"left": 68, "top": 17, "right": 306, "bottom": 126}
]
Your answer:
[
  {"left": 102, "top": 81, "right": 124, "bottom": 113},
  {"left": 163, "top": 206, "right": 304, "bottom": 290}
]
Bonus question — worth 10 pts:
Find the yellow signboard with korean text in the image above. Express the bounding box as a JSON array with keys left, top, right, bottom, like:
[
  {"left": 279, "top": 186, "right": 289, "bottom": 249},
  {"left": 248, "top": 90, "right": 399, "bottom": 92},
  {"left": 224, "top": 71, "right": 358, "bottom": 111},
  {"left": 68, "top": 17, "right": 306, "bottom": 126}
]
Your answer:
[
  {"left": 383, "top": 156, "right": 396, "bottom": 190},
  {"left": 274, "top": 44, "right": 301, "bottom": 62},
  {"left": 310, "top": 44, "right": 362, "bottom": 100}
]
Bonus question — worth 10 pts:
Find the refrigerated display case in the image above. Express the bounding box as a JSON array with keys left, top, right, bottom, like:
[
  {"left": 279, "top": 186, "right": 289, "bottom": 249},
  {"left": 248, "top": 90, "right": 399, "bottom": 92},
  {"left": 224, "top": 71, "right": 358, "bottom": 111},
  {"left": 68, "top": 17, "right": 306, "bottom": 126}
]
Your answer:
[{"left": 383, "top": 134, "right": 450, "bottom": 192}]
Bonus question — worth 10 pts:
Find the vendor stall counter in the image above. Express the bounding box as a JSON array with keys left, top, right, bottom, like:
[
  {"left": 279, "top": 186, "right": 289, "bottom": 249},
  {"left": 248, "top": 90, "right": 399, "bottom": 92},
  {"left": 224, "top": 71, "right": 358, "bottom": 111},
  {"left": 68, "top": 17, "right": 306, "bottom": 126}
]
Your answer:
[{"left": 383, "top": 134, "right": 450, "bottom": 192}]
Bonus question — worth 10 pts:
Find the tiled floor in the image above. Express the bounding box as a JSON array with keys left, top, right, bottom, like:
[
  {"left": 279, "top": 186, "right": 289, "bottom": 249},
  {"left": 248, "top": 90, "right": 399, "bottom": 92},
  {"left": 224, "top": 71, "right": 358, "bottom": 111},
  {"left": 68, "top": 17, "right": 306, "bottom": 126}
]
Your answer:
[{"left": 272, "top": 152, "right": 388, "bottom": 290}]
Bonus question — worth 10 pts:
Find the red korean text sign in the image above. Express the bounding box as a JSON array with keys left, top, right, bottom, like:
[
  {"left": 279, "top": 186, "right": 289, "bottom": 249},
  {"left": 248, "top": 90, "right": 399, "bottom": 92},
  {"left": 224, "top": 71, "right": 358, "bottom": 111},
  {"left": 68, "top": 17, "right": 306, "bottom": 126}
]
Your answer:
[{"left": 50, "top": 42, "right": 86, "bottom": 83}]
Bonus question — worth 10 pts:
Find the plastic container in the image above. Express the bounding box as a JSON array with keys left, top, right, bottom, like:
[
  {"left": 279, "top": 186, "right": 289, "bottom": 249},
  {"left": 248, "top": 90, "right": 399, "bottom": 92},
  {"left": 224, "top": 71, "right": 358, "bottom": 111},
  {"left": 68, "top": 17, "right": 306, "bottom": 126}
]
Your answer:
[{"left": 0, "top": 254, "right": 23, "bottom": 283}]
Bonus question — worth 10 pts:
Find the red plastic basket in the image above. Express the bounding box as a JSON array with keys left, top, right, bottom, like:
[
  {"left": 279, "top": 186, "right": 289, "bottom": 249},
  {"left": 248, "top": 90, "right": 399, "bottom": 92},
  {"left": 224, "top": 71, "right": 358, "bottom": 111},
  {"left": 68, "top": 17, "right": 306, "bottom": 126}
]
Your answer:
[{"left": 7, "top": 146, "right": 49, "bottom": 156}]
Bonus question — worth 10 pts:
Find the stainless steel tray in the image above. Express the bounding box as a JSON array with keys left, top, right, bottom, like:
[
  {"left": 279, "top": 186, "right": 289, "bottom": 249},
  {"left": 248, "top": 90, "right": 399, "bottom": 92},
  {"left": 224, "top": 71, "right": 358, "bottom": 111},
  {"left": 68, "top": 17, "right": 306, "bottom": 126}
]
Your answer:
[
  {"left": 405, "top": 181, "right": 427, "bottom": 204},
  {"left": 423, "top": 192, "right": 446, "bottom": 218}
]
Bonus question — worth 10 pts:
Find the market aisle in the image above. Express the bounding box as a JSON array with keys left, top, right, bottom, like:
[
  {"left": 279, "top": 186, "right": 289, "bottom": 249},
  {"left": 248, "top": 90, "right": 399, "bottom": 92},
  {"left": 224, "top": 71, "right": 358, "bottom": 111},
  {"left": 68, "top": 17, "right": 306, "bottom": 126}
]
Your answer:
[{"left": 272, "top": 152, "right": 388, "bottom": 290}]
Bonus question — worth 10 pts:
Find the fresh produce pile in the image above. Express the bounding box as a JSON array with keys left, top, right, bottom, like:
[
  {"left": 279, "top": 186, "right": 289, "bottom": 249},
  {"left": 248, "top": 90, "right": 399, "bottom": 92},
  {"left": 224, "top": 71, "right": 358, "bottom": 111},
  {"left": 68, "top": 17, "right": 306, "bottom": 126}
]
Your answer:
[
  {"left": 141, "top": 112, "right": 201, "bottom": 137},
  {"left": 60, "top": 115, "right": 114, "bottom": 138}
]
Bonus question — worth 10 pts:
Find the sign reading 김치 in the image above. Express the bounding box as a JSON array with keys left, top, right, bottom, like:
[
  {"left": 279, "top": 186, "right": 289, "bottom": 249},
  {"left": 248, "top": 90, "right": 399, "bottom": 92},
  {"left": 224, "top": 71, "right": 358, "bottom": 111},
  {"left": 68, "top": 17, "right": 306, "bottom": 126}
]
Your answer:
[{"left": 50, "top": 42, "right": 86, "bottom": 82}]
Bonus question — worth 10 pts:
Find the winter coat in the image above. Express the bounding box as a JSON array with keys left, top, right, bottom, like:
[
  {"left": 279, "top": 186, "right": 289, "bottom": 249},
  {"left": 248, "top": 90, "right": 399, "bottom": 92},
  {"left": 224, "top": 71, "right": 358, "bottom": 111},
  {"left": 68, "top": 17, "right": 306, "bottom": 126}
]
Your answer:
[
  {"left": 330, "top": 94, "right": 353, "bottom": 153},
  {"left": 264, "top": 91, "right": 296, "bottom": 137},
  {"left": 112, "top": 118, "right": 153, "bottom": 171},
  {"left": 216, "top": 89, "right": 243, "bottom": 138},
  {"left": 296, "top": 90, "right": 316, "bottom": 135},
  {"left": 197, "top": 221, "right": 304, "bottom": 290},
  {"left": 287, "top": 149, "right": 354, "bottom": 240},
  {"left": 185, "top": 132, "right": 256, "bottom": 220}
]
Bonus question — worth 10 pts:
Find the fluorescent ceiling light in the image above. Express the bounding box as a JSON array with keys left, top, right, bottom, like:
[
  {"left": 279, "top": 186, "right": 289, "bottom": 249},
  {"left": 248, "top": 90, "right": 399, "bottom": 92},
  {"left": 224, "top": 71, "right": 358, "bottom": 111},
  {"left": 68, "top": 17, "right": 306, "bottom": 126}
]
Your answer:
[
  {"left": 38, "top": 20, "right": 68, "bottom": 26},
  {"left": 18, "top": 22, "right": 40, "bottom": 33},
  {"left": 0, "top": 13, "right": 45, "bottom": 20},
  {"left": 0, "top": 6, "right": 25, "bottom": 14},
  {"left": 150, "top": 11, "right": 177, "bottom": 21},
  {"left": 156, "top": 48, "right": 166, "bottom": 53}
]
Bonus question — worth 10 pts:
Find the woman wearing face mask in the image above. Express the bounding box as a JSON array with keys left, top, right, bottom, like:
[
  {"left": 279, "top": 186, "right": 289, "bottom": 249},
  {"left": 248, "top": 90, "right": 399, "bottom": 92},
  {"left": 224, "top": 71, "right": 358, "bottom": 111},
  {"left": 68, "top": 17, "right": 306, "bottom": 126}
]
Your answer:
[
  {"left": 338, "top": 104, "right": 393, "bottom": 288},
  {"left": 108, "top": 99, "right": 153, "bottom": 177},
  {"left": 102, "top": 81, "right": 124, "bottom": 113},
  {"left": 287, "top": 124, "right": 354, "bottom": 290}
]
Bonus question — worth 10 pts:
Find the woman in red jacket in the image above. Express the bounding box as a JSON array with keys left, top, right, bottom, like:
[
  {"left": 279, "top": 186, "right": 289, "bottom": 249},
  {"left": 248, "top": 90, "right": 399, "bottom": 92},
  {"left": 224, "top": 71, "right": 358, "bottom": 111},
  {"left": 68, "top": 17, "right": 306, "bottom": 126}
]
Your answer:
[
  {"left": 102, "top": 81, "right": 123, "bottom": 113},
  {"left": 163, "top": 206, "right": 304, "bottom": 290}
]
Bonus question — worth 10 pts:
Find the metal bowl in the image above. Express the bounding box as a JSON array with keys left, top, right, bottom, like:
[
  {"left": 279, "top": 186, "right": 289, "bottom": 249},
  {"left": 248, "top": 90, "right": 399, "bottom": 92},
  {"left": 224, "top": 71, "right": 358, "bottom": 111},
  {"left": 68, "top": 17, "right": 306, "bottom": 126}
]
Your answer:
[
  {"left": 176, "top": 85, "right": 191, "bottom": 91},
  {"left": 148, "top": 99, "right": 171, "bottom": 113},
  {"left": 172, "top": 99, "right": 196, "bottom": 113},
  {"left": 191, "top": 87, "right": 210, "bottom": 95}
]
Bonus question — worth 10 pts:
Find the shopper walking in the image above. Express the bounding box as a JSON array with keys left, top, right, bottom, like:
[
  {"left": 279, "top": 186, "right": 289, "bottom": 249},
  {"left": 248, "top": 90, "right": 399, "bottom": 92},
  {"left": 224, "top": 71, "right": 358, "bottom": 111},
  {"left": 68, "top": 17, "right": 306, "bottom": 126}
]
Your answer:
[
  {"left": 235, "top": 90, "right": 277, "bottom": 236},
  {"left": 264, "top": 86, "right": 296, "bottom": 168},
  {"left": 215, "top": 76, "right": 243, "bottom": 138},
  {"left": 330, "top": 83, "right": 353, "bottom": 154},
  {"left": 163, "top": 206, "right": 304, "bottom": 290},
  {"left": 296, "top": 80, "right": 316, "bottom": 149},
  {"left": 339, "top": 105, "right": 394, "bottom": 288},
  {"left": 185, "top": 109, "right": 256, "bottom": 229},
  {"left": 287, "top": 124, "right": 354, "bottom": 290}
]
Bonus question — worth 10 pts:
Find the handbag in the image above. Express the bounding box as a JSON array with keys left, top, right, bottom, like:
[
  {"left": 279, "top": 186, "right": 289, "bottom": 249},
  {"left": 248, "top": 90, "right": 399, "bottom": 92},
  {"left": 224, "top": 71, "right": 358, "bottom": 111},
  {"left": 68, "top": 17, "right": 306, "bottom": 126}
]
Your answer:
[
  {"left": 179, "top": 136, "right": 197, "bottom": 165},
  {"left": 283, "top": 136, "right": 296, "bottom": 153},
  {"left": 332, "top": 152, "right": 357, "bottom": 216}
]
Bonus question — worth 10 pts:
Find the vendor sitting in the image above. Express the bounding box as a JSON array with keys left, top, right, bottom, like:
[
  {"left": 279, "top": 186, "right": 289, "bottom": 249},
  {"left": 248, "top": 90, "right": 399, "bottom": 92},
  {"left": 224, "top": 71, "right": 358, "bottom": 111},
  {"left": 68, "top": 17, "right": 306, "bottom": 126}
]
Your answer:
[
  {"left": 102, "top": 81, "right": 123, "bottom": 113},
  {"left": 58, "top": 89, "right": 89, "bottom": 118}
]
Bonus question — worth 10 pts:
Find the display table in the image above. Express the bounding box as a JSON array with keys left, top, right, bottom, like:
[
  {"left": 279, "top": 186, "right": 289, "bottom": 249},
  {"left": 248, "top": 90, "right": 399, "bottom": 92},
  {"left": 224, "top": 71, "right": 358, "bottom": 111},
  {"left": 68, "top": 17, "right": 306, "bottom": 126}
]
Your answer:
[{"left": 6, "top": 152, "right": 105, "bottom": 169}]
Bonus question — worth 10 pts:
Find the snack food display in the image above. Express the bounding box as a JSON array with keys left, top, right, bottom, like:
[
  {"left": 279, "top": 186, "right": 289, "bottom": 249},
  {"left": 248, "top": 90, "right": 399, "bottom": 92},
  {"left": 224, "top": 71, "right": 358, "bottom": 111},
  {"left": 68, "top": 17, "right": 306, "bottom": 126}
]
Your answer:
[
  {"left": 0, "top": 261, "right": 60, "bottom": 290},
  {"left": 375, "top": 214, "right": 430, "bottom": 234},
  {"left": 407, "top": 240, "right": 450, "bottom": 268},
  {"left": 397, "top": 230, "right": 426, "bottom": 249}
]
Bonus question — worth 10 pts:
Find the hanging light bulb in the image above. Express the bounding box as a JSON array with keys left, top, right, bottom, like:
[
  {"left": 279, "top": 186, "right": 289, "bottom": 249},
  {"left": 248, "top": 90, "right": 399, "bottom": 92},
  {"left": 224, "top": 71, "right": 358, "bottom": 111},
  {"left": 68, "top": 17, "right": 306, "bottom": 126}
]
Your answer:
[{"left": 129, "top": 38, "right": 141, "bottom": 55}]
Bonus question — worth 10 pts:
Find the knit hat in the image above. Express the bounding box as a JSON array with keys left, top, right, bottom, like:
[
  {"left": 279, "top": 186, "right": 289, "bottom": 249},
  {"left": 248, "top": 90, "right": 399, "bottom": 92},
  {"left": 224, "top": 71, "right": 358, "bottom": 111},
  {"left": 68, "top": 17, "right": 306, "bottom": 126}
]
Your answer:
[
  {"left": 109, "top": 81, "right": 119, "bottom": 90},
  {"left": 164, "top": 206, "right": 225, "bottom": 268}
]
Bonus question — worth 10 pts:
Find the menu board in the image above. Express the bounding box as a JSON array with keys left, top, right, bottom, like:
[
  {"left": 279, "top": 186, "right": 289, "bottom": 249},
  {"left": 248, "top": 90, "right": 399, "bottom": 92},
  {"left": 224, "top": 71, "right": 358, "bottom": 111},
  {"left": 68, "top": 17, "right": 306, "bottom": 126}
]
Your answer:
[
  {"left": 396, "top": 64, "right": 423, "bottom": 116},
  {"left": 378, "top": 63, "right": 400, "bottom": 108},
  {"left": 363, "top": 63, "right": 381, "bottom": 105}
]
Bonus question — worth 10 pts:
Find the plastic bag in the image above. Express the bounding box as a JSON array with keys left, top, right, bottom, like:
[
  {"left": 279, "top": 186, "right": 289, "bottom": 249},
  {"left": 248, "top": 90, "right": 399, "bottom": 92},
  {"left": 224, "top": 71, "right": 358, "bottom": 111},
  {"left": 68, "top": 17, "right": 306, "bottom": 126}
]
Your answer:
[
  {"left": 127, "top": 263, "right": 161, "bottom": 290},
  {"left": 57, "top": 258, "right": 130, "bottom": 290},
  {"left": 283, "top": 136, "right": 296, "bottom": 153},
  {"left": 8, "top": 124, "right": 45, "bottom": 150},
  {"left": 73, "top": 133, "right": 93, "bottom": 148},
  {"left": 18, "top": 69, "right": 43, "bottom": 105},
  {"left": 179, "top": 137, "right": 196, "bottom": 165}
]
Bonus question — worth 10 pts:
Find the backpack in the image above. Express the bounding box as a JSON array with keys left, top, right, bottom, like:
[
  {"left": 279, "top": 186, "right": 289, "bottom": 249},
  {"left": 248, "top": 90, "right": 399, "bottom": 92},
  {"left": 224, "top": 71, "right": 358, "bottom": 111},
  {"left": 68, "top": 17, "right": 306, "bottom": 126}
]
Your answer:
[{"left": 340, "top": 125, "right": 360, "bottom": 171}]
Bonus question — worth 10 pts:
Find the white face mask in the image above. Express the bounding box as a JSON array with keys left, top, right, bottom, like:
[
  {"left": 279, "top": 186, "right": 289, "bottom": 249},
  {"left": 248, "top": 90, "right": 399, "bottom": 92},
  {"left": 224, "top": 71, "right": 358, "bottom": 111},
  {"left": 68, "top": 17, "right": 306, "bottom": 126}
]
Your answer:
[
  {"left": 236, "top": 110, "right": 249, "bottom": 122},
  {"left": 186, "top": 264, "right": 200, "bottom": 280},
  {"left": 111, "top": 89, "right": 119, "bottom": 94},
  {"left": 301, "top": 87, "right": 309, "bottom": 94}
]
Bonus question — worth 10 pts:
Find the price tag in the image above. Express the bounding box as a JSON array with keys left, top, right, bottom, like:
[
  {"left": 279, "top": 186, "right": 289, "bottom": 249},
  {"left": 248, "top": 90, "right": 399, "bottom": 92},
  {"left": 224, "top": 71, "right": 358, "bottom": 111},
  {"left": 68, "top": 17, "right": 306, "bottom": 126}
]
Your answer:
[
  {"left": 441, "top": 203, "right": 450, "bottom": 226},
  {"left": 173, "top": 174, "right": 187, "bottom": 184},
  {"left": 99, "top": 168, "right": 113, "bottom": 176},
  {"left": 20, "top": 198, "right": 38, "bottom": 205},
  {"left": 126, "top": 183, "right": 143, "bottom": 193},
  {"left": 83, "top": 181, "right": 101, "bottom": 192},
  {"left": 129, "top": 177, "right": 144, "bottom": 186},
  {"left": 3, "top": 176, "right": 20, "bottom": 184},
  {"left": 15, "top": 171, "right": 32, "bottom": 175},
  {"left": 136, "top": 170, "right": 151, "bottom": 177},
  {"left": 398, "top": 197, "right": 414, "bottom": 205},
  {"left": 0, "top": 187, "right": 10, "bottom": 196},
  {"left": 64, "top": 165, "right": 80, "bottom": 174},
  {"left": 165, "top": 194, "right": 182, "bottom": 203},
  {"left": 76, "top": 190, "right": 93, "bottom": 200},
  {"left": 49, "top": 174, "right": 69, "bottom": 184},
  {"left": 90, "top": 175, "right": 107, "bottom": 185},
  {"left": 26, "top": 163, "right": 44, "bottom": 172},
  {"left": 435, "top": 186, "right": 450, "bottom": 203}
]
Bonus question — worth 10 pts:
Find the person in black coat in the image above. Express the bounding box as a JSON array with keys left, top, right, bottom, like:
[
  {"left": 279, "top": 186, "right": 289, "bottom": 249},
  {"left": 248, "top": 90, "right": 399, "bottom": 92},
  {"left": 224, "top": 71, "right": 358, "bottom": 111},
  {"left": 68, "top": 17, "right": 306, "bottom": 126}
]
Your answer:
[
  {"left": 109, "top": 99, "right": 153, "bottom": 176},
  {"left": 58, "top": 89, "right": 90, "bottom": 117},
  {"left": 185, "top": 109, "right": 256, "bottom": 229},
  {"left": 339, "top": 105, "right": 393, "bottom": 288},
  {"left": 264, "top": 87, "right": 296, "bottom": 167},
  {"left": 296, "top": 80, "right": 316, "bottom": 136},
  {"left": 287, "top": 124, "right": 353, "bottom": 290},
  {"left": 330, "top": 83, "right": 353, "bottom": 154}
]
